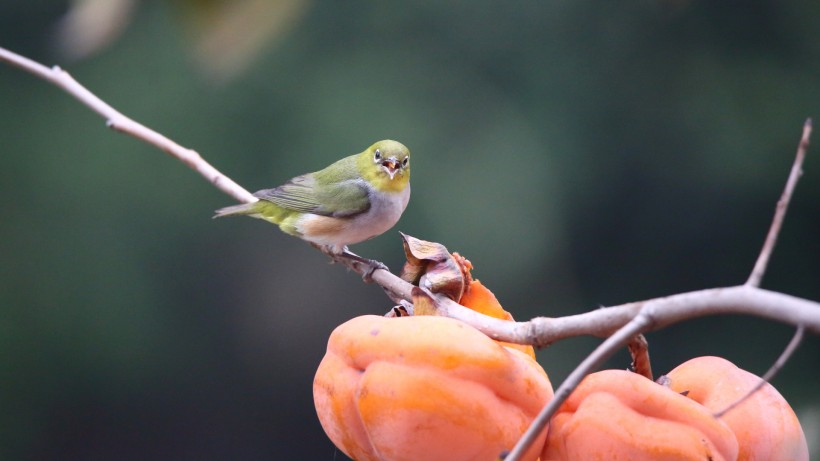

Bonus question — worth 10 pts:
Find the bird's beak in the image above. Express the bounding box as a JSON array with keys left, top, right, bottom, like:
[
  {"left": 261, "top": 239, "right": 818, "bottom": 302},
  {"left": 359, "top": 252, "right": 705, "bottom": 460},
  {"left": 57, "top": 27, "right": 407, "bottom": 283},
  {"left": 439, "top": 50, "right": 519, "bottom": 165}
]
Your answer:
[{"left": 381, "top": 157, "right": 400, "bottom": 179}]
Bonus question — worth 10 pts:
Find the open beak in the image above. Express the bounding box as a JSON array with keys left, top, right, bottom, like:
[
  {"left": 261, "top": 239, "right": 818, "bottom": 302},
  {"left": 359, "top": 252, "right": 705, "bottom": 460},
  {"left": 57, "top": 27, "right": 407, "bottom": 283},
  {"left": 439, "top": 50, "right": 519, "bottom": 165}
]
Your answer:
[{"left": 381, "top": 157, "right": 400, "bottom": 179}]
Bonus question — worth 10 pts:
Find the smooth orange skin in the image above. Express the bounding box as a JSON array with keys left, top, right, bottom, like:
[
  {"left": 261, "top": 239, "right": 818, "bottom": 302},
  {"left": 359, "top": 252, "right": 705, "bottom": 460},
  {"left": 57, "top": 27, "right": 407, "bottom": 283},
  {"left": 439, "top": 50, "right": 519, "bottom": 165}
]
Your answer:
[
  {"left": 541, "top": 369, "right": 739, "bottom": 461},
  {"left": 666, "top": 356, "right": 809, "bottom": 461},
  {"left": 458, "top": 279, "right": 535, "bottom": 359},
  {"left": 459, "top": 280, "right": 514, "bottom": 321},
  {"left": 314, "top": 315, "right": 553, "bottom": 461}
]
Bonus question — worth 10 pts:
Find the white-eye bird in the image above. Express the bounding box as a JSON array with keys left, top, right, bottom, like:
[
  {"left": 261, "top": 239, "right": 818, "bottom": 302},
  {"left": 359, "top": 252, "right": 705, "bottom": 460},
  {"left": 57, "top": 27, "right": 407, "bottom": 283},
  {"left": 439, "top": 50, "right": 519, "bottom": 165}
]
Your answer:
[{"left": 214, "top": 140, "right": 411, "bottom": 264}]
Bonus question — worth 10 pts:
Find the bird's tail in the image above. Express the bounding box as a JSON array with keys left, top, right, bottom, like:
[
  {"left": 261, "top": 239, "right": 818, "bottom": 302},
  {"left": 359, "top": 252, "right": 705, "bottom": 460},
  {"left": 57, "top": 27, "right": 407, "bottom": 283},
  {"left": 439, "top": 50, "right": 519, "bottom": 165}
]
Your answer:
[{"left": 213, "top": 202, "right": 258, "bottom": 219}]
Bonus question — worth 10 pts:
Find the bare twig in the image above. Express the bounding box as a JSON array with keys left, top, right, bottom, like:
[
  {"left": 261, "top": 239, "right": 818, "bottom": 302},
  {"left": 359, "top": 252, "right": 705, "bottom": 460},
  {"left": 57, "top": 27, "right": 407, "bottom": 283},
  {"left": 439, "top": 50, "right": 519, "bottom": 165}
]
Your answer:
[
  {"left": 713, "top": 325, "right": 805, "bottom": 418},
  {"left": 504, "top": 310, "right": 656, "bottom": 461},
  {"left": 0, "top": 46, "right": 256, "bottom": 204},
  {"left": 329, "top": 252, "right": 820, "bottom": 347},
  {"left": 320, "top": 247, "right": 413, "bottom": 301},
  {"left": 455, "top": 285, "right": 820, "bottom": 345},
  {"left": 746, "top": 118, "right": 812, "bottom": 287},
  {"left": 565, "top": 286, "right": 819, "bottom": 340}
]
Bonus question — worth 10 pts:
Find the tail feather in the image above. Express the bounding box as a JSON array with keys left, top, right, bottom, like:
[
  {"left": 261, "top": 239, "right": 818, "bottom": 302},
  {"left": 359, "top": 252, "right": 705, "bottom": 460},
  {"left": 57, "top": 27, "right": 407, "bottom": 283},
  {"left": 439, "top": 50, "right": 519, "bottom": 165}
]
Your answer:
[{"left": 213, "top": 202, "right": 257, "bottom": 219}]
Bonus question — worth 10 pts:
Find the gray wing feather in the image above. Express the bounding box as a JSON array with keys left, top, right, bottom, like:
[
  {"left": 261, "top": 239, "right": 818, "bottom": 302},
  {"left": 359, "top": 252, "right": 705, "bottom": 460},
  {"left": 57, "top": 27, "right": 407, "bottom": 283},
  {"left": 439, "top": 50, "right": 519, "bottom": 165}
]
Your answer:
[{"left": 254, "top": 175, "right": 371, "bottom": 218}]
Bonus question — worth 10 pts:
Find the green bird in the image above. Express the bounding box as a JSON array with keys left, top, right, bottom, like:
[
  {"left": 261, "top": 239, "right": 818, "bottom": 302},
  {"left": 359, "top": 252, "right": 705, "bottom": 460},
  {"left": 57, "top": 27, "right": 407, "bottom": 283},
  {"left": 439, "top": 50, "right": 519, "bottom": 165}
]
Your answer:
[{"left": 214, "top": 140, "right": 411, "bottom": 266}]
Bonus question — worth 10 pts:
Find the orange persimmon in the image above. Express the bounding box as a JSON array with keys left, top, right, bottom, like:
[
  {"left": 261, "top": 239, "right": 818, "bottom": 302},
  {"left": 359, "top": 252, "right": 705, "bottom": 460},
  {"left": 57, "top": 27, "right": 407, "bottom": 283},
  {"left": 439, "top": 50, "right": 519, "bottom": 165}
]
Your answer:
[
  {"left": 314, "top": 315, "right": 553, "bottom": 461},
  {"left": 458, "top": 279, "right": 535, "bottom": 359},
  {"left": 459, "top": 280, "right": 513, "bottom": 321},
  {"left": 541, "top": 369, "right": 740, "bottom": 461},
  {"left": 541, "top": 357, "right": 809, "bottom": 461},
  {"left": 666, "top": 356, "right": 808, "bottom": 461}
]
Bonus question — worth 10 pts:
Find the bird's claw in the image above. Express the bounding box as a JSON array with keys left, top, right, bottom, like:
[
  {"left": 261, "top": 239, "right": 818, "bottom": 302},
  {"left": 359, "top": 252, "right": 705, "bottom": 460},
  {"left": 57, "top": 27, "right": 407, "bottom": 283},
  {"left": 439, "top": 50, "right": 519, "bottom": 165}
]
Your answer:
[
  {"left": 361, "top": 259, "right": 389, "bottom": 283},
  {"left": 339, "top": 248, "right": 388, "bottom": 283}
]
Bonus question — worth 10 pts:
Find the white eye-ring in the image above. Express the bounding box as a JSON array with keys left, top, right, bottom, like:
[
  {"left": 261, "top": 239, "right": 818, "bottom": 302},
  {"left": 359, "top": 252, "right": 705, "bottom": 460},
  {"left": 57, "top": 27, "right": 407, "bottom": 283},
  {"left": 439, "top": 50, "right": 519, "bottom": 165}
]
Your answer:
[
  {"left": 402, "top": 157, "right": 409, "bottom": 167},
  {"left": 374, "top": 149, "right": 382, "bottom": 161}
]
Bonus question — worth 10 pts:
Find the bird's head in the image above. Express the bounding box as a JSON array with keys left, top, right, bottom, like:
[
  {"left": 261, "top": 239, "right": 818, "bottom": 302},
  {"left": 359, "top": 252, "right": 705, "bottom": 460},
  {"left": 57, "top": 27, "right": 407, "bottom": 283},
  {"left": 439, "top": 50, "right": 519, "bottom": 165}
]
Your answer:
[{"left": 360, "top": 140, "right": 410, "bottom": 192}]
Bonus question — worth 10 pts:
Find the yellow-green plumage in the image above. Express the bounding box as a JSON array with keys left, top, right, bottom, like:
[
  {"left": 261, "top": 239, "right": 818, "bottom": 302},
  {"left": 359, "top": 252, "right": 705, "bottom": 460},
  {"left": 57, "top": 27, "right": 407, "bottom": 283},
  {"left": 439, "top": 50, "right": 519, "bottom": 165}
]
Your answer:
[{"left": 214, "top": 140, "right": 411, "bottom": 254}]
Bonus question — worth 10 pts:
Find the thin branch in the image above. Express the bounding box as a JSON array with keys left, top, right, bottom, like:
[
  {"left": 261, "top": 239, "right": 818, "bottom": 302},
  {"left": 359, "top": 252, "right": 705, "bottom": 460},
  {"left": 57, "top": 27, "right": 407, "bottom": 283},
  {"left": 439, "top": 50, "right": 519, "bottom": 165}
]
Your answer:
[
  {"left": 746, "top": 118, "right": 813, "bottom": 287},
  {"left": 332, "top": 239, "right": 820, "bottom": 346},
  {"left": 321, "top": 248, "right": 413, "bottom": 301},
  {"left": 554, "top": 286, "right": 820, "bottom": 341},
  {"left": 442, "top": 285, "right": 820, "bottom": 345},
  {"left": 504, "top": 310, "right": 656, "bottom": 461},
  {"left": 713, "top": 325, "right": 805, "bottom": 418},
  {"left": 329, "top": 231, "right": 820, "bottom": 344},
  {"left": 0, "top": 46, "right": 256, "bottom": 204}
]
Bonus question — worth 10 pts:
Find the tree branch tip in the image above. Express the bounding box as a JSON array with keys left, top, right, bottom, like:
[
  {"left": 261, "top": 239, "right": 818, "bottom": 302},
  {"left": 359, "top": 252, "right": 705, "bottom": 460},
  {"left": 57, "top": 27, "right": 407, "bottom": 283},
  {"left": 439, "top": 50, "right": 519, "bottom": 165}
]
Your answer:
[
  {"left": 805, "top": 117, "right": 813, "bottom": 128},
  {"left": 713, "top": 325, "right": 805, "bottom": 419}
]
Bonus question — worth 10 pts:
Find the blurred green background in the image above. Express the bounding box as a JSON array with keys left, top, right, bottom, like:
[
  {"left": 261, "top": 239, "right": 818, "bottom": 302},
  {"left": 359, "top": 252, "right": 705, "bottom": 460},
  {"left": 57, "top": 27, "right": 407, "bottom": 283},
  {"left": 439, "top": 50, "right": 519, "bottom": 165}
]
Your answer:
[{"left": 2, "top": 1, "right": 819, "bottom": 459}]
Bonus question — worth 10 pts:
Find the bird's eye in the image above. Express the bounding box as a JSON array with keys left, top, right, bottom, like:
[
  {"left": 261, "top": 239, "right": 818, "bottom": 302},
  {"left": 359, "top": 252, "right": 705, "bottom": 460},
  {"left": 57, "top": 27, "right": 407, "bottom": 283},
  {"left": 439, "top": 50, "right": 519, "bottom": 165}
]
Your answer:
[
  {"left": 402, "top": 157, "right": 409, "bottom": 167},
  {"left": 374, "top": 149, "right": 382, "bottom": 161}
]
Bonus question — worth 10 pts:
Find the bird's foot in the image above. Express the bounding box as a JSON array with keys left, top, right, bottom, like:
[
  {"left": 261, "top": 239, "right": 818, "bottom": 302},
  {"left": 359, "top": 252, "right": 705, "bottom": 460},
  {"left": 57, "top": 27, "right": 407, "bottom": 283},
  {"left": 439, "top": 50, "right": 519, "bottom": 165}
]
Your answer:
[
  {"left": 341, "top": 248, "right": 389, "bottom": 283},
  {"left": 361, "top": 259, "right": 389, "bottom": 283}
]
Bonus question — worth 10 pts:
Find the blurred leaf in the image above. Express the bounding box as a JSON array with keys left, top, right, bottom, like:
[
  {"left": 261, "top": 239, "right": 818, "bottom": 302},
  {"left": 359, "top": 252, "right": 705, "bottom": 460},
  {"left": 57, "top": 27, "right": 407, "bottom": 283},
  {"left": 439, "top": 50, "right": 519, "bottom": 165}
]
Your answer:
[
  {"left": 53, "top": 0, "right": 138, "bottom": 61},
  {"left": 176, "top": 0, "right": 313, "bottom": 83},
  {"left": 52, "top": 0, "right": 312, "bottom": 83}
]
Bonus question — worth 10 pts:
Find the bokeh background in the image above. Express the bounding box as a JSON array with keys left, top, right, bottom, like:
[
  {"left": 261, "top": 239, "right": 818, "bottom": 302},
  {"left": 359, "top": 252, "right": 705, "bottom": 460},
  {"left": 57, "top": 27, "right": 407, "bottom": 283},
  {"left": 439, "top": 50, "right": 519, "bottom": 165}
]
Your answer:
[{"left": 2, "top": 1, "right": 819, "bottom": 459}]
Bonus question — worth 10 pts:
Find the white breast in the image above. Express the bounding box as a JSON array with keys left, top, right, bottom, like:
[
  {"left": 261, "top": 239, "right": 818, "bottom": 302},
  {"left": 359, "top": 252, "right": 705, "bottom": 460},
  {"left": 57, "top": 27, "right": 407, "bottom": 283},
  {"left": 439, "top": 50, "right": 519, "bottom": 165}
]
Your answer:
[{"left": 354, "top": 183, "right": 411, "bottom": 240}]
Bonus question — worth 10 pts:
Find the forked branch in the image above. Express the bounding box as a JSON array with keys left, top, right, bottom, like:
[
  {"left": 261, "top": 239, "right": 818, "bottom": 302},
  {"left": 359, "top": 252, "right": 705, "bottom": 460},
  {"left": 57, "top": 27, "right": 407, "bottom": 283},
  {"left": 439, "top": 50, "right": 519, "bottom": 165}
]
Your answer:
[{"left": 502, "top": 119, "right": 815, "bottom": 460}]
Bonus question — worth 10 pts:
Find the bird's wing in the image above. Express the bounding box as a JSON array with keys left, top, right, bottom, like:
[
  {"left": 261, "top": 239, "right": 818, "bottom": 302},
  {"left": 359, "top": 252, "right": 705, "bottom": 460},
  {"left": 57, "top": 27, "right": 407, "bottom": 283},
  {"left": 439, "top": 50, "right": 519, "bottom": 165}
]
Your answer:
[{"left": 254, "top": 174, "right": 371, "bottom": 218}]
